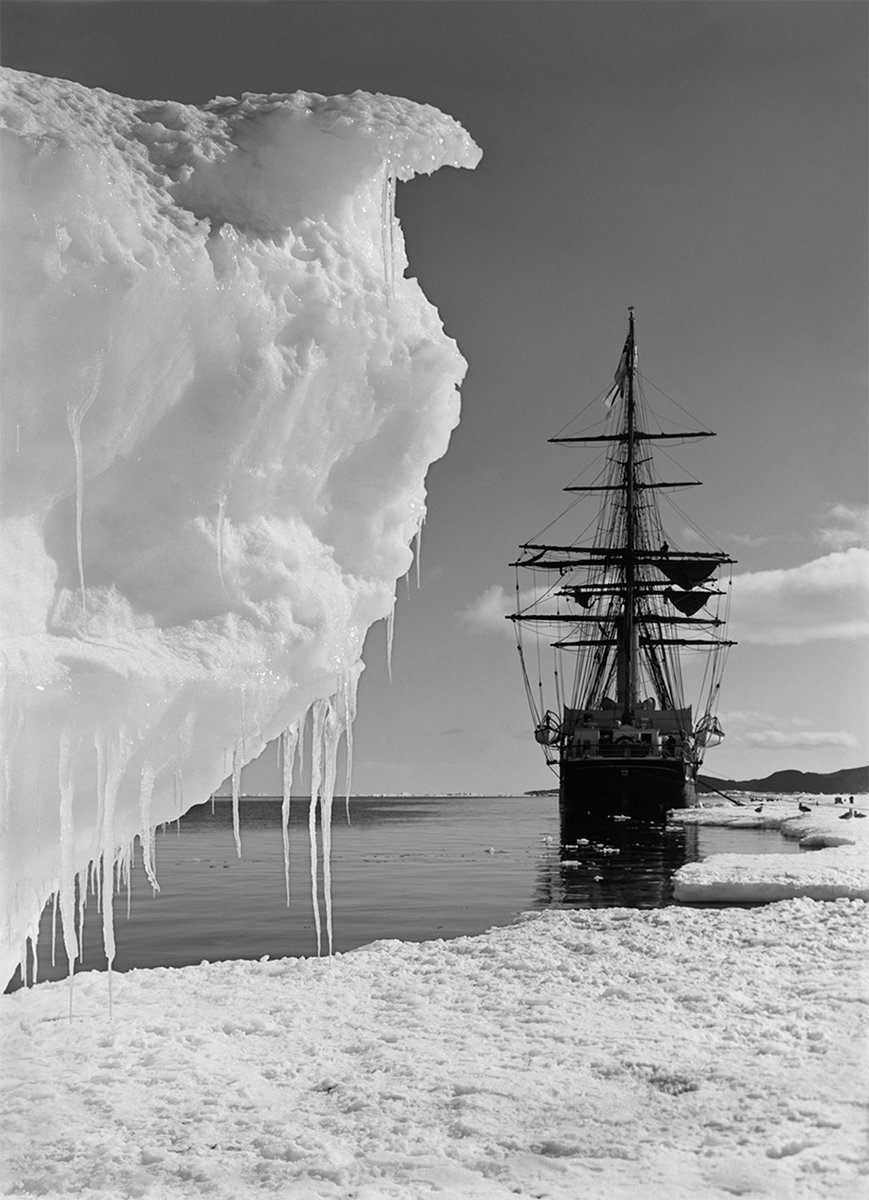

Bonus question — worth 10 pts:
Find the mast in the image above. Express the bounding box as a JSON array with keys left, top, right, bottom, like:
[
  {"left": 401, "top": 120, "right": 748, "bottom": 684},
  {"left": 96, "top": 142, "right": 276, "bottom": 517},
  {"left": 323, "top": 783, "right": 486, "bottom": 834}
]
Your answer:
[{"left": 619, "top": 308, "right": 637, "bottom": 723}]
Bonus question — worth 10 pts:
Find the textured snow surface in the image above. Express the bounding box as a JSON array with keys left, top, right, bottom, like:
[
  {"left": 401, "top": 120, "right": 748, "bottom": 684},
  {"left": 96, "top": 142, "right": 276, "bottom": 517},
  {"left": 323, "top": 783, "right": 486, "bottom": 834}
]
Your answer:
[
  {"left": 0, "top": 69, "right": 480, "bottom": 985},
  {"left": 2, "top": 900, "right": 866, "bottom": 1199},
  {"left": 673, "top": 795, "right": 869, "bottom": 902}
]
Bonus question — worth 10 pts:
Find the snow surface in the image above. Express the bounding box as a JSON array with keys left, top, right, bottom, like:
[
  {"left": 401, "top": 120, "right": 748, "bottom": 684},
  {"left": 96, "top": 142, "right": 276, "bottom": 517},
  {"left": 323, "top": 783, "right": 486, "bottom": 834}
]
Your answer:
[
  {"left": 0, "top": 70, "right": 480, "bottom": 986},
  {"left": 2, "top": 898, "right": 866, "bottom": 1199},
  {"left": 673, "top": 794, "right": 869, "bottom": 903}
]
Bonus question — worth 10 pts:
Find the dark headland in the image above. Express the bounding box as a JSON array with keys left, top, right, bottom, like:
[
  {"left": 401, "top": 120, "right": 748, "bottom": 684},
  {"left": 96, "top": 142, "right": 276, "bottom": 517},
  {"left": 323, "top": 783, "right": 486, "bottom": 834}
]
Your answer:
[{"left": 526, "top": 765, "right": 869, "bottom": 798}]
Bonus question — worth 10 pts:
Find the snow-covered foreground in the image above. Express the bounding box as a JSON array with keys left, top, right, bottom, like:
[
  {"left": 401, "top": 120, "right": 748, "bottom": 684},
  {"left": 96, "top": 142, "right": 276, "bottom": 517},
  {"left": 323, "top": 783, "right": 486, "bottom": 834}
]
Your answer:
[{"left": 3, "top": 800, "right": 868, "bottom": 1200}]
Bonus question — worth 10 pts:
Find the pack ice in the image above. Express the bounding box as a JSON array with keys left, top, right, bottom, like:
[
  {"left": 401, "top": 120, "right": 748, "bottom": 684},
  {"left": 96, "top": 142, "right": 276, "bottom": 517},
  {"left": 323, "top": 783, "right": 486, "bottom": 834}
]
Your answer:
[{"left": 0, "top": 69, "right": 481, "bottom": 986}]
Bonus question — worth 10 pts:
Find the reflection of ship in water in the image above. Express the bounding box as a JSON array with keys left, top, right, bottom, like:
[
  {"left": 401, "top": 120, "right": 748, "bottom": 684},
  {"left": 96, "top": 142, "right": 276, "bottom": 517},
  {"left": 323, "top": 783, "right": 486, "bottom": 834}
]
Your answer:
[{"left": 536, "top": 817, "right": 701, "bottom": 909}]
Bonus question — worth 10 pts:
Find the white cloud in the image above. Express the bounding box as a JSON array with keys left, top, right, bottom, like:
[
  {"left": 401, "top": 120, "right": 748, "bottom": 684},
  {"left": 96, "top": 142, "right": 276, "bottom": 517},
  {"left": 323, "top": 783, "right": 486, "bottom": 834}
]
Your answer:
[
  {"left": 458, "top": 585, "right": 514, "bottom": 637},
  {"left": 718, "top": 709, "right": 778, "bottom": 727},
  {"left": 730, "top": 547, "right": 869, "bottom": 644},
  {"left": 459, "top": 583, "right": 562, "bottom": 638},
  {"left": 728, "top": 532, "right": 772, "bottom": 548},
  {"left": 814, "top": 503, "right": 869, "bottom": 552},
  {"left": 744, "top": 730, "right": 859, "bottom": 750}
]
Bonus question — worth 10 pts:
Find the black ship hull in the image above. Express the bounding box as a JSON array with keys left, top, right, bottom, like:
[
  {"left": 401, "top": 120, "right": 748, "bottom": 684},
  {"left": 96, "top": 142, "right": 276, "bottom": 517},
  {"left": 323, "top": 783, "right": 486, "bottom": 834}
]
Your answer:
[{"left": 559, "top": 756, "right": 694, "bottom": 824}]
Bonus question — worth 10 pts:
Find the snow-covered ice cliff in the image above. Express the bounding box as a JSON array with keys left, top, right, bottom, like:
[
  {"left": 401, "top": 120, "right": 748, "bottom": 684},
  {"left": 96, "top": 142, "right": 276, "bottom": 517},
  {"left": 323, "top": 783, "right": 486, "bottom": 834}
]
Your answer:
[{"left": 0, "top": 69, "right": 481, "bottom": 985}]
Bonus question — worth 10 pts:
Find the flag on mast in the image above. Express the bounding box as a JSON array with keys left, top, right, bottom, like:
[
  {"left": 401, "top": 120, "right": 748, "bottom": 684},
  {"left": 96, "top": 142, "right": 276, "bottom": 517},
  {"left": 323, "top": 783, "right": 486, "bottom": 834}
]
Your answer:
[{"left": 604, "top": 333, "right": 631, "bottom": 408}]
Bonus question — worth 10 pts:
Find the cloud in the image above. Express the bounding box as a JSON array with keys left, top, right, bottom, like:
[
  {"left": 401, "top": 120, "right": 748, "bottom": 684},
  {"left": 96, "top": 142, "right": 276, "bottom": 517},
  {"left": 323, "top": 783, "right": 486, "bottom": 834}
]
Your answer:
[
  {"left": 458, "top": 584, "right": 514, "bottom": 637},
  {"left": 743, "top": 730, "right": 859, "bottom": 750},
  {"left": 814, "top": 503, "right": 869, "bottom": 552},
  {"left": 730, "top": 547, "right": 869, "bottom": 644},
  {"left": 728, "top": 532, "right": 773, "bottom": 548}
]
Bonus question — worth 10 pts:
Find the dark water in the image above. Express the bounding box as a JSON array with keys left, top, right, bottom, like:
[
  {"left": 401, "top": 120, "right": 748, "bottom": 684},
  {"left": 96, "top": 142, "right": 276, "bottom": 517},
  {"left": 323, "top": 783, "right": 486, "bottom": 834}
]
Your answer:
[{"left": 12, "top": 795, "right": 802, "bottom": 988}]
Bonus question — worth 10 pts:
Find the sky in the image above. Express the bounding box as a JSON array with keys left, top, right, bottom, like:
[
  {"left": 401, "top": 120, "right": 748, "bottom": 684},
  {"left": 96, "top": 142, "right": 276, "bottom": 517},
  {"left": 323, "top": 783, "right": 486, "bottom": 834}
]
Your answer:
[{"left": 2, "top": 0, "right": 866, "bottom": 794}]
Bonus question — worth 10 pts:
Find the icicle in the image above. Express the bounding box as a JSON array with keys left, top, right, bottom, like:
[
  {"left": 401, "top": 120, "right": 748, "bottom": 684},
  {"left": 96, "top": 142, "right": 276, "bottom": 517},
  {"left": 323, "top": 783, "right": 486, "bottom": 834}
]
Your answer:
[
  {"left": 380, "top": 160, "right": 397, "bottom": 295},
  {"left": 308, "top": 701, "right": 327, "bottom": 957},
  {"left": 239, "top": 686, "right": 248, "bottom": 763},
  {"left": 280, "top": 722, "right": 300, "bottom": 906},
  {"left": 65, "top": 355, "right": 104, "bottom": 630},
  {"left": 57, "top": 732, "right": 79, "bottom": 976},
  {"left": 93, "top": 734, "right": 106, "bottom": 917},
  {"left": 414, "top": 515, "right": 424, "bottom": 590},
  {"left": 76, "top": 870, "right": 85, "bottom": 963},
  {"left": 138, "top": 763, "right": 160, "bottom": 892},
  {"left": 99, "top": 733, "right": 122, "bottom": 1014},
  {"left": 339, "top": 669, "right": 359, "bottom": 824},
  {"left": 216, "top": 493, "right": 229, "bottom": 598},
  {"left": 297, "top": 706, "right": 306, "bottom": 785},
  {"left": 50, "top": 890, "right": 59, "bottom": 969},
  {"left": 321, "top": 702, "right": 343, "bottom": 958},
  {"left": 231, "top": 742, "right": 242, "bottom": 857},
  {"left": 386, "top": 606, "right": 395, "bottom": 683},
  {"left": 173, "top": 765, "right": 185, "bottom": 824}
]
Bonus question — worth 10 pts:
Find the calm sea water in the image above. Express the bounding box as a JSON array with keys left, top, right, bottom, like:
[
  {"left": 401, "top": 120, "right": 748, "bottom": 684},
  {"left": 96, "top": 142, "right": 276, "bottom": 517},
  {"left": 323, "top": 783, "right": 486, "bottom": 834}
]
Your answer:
[{"left": 13, "top": 795, "right": 801, "bottom": 988}]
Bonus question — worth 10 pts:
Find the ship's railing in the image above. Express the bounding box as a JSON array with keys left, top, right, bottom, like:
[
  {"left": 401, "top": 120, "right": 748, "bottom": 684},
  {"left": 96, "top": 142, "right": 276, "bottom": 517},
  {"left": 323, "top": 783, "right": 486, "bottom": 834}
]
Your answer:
[{"left": 565, "top": 743, "right": 683, "bottom": 761}]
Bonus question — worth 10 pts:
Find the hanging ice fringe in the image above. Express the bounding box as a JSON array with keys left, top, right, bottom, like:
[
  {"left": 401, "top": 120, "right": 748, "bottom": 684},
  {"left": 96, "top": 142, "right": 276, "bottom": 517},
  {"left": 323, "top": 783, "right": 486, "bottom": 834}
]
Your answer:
[
  {"left": 307, "top": 700, "right": 326, "bottom": 957},
  {"left": 386, "top": 605, "right": 395, "bottom": 683},
  {"left": 300, "top": 671, "right": 360, "bottom": 956},
  {"left": 231, "top": 741, "right": 243, "bottom": 857},
  {"left": 65, "top": 355, "right": 104, "bottom": 631},
  {"left": 280, "top": 722, "right": 301, "bottom": 906},
  {"left": 381, "top": 158, "right": 397, "bottom": 294},
  {"left": 339, "top": 668, "right": 359, "bottom": 823},
  {"left": 414, "top": 513, "right": 424, "bottom": 591}
]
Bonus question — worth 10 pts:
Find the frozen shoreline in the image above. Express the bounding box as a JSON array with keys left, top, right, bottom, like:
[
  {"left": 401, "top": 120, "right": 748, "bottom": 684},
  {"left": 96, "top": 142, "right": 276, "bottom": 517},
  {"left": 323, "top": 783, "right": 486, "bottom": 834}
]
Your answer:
[
  {"left": 672, "top": 794, "right": 869, "bottom": 904},
  {"left": 2, "top": 797, "right": 867, "bottom": 1200}
]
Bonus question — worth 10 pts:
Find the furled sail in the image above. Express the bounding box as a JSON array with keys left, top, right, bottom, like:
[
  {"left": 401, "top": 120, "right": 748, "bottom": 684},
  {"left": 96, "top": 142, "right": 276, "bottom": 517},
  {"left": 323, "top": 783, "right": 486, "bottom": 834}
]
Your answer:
[
  {"left": 656, "top": 557, "right": 719, "bottom": 590},
  {"left": 664, "top": 588, "right": 711, "bottom": 616}
]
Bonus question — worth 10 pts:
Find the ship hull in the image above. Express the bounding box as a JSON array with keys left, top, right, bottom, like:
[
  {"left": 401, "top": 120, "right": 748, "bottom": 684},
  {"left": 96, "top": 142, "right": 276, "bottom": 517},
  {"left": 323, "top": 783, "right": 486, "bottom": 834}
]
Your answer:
[{"left": 559, "top": 756, "right": 694, "bottom": 824}]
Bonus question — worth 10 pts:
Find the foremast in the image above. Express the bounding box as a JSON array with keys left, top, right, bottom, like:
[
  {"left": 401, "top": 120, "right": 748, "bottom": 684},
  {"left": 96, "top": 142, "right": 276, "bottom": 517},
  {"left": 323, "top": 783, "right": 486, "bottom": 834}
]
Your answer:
[{"left": 620, "top": 307, "right": 639, "bottom": 724}]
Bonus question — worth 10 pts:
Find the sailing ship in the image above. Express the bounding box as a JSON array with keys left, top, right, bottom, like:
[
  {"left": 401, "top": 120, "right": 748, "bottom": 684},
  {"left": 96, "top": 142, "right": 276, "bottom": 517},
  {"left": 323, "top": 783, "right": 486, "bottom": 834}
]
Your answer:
[{"left": 510, "top": 310, "right": 735, "bottom": 823}]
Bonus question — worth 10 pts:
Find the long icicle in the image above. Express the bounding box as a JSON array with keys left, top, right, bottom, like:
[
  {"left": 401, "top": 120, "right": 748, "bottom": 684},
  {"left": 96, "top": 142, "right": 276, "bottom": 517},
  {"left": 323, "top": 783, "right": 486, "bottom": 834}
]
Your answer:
[
  {"left": 341, "top": 668, "right": 359, "bottom": 824},
  {"left": 386, "top": 606, "right": 395, "bottom": 683},
  {"left": 280, "top": 722, "right": 300, "bottom": 907},
  {"left": 66, "top": 355, "right": 104, "bottom": 630},
  {"left": 414, "top": 514, "right": 424, "bottom": 590},
  {"left": 138, "top": 762, "right": 160, "bottom": 892},
  {"left": 50, "top": 890, "right": 59, "bottom": 969},
  {"left": 57, "top": 732, "right": 79, "bottom": 987},
  {"left": 99, "top": 730, "right": 122, "bottom": 1019},
  {"left": 231, "top": 742, "right": 243, "bottom": 857},
  {"left": 308, "top": 701, "right": 327, "bottom": 957},
  {"left": 321, "top": 701, "right": 342, "bottom": 958}
]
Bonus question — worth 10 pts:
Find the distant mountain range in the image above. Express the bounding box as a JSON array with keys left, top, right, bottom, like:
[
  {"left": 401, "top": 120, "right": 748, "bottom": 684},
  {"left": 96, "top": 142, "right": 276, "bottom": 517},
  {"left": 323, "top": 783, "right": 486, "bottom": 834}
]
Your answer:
[
  {"left": 698, "top": 765, "right": 868, "bottom": 795},
  {"left": 526, "top": 765, "right": 868, "bottom": 798}
]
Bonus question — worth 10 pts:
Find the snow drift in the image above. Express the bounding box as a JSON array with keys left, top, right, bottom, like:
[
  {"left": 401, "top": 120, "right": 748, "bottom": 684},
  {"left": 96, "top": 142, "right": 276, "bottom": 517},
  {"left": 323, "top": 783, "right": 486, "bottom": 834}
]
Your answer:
[{"left": 0, "top": 69, "right": 480, "bottom": 985}]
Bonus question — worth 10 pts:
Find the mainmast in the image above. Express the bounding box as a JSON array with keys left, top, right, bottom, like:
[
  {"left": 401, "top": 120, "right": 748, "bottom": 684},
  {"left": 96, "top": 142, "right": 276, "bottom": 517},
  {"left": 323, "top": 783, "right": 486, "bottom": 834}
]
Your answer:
[
  {"left": 509, "top": 310, "right": 735, "bottom": 740},
  {"left": 619, "top": 307, "right": 637, "bottom": 723}
]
